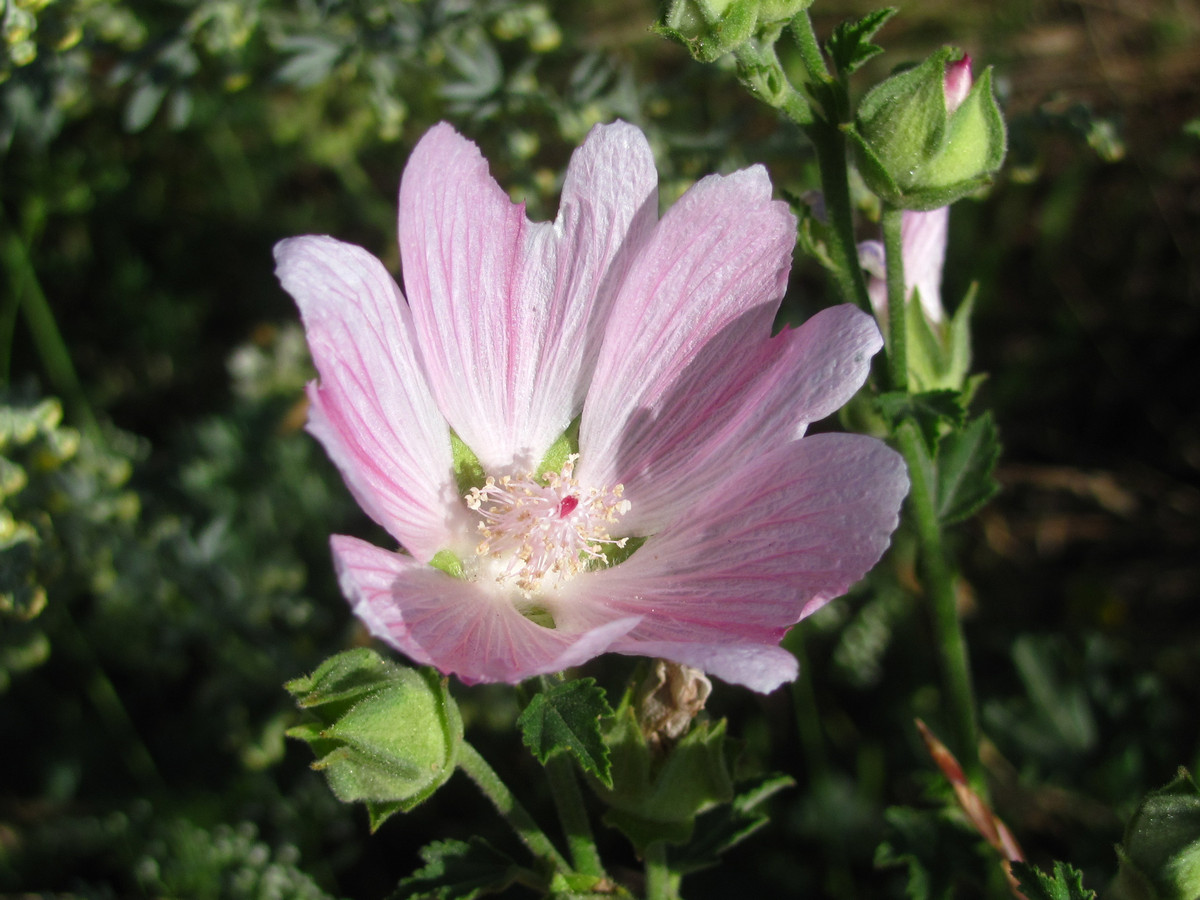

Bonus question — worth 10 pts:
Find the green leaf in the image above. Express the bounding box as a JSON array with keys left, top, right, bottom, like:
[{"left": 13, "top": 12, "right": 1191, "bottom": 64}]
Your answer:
[
  {"left": 392, "top": 839, "right": 519, "bottom": 900},
  {"left": 875, "top": 806, "right": 991, "bottom": 900},
  {"left": 935, "top": 412, "right": 1001, "bottom": 524},
  {"left": 593, "top": 709, "right": 734, "bottom": 853},
  {"left": 1011, "top": 861, "right": 1097, "bottom": 900},
  {"left": 824, "top": 8, "right": 897, "bottom": 76},
  {"left": 518, "top": 678, "right": 614, "bottom": 787},
  {"left": 673, "top": 773, "right": 794, "bottom": 874}
]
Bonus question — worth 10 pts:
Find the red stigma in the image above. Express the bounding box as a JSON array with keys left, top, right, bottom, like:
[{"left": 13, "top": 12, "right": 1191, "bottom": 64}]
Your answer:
[{"left": 557, "top": 495, "right": 579, "bottom": 518}]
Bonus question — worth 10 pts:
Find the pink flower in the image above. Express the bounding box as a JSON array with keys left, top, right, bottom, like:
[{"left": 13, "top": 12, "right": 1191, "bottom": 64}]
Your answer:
[{"left": 275, "top": 121, "right": 907, "bottom": 693}]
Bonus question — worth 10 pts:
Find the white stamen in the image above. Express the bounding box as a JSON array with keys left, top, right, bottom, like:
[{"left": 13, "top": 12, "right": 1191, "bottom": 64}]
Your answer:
[{"left": 464, "top": 455, "right": 630, "bottom": 595}]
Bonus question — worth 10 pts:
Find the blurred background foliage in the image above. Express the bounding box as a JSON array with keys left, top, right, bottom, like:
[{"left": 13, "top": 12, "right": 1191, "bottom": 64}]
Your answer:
[{"left": 1, "top": 0, "right": 1198, "bottom": 896}]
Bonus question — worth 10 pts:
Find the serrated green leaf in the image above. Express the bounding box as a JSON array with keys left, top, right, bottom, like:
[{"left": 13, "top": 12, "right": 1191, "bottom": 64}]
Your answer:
[
  {"left": 936, "top": 412, "right": 1001, "bottom": 524},
  {"left": 392, "top": 838, "right": 519, "bottom": 900},
  {"left": 824, "top": 8, "right": 897, "bottom": 76},
  {"left": 673, "top": 773, "right": 794, "bottom": 875},
  {"left": 518, "top": 678, "right": 613, "bottom": 786},
  {"left": 1011, "top": 861, "right": 1097, "bottom": 900}
]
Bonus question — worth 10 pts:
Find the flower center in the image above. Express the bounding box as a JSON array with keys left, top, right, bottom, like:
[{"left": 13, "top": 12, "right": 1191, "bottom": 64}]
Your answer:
[{"left": 464, "top": 454, "right": 630, "bottom": 595}]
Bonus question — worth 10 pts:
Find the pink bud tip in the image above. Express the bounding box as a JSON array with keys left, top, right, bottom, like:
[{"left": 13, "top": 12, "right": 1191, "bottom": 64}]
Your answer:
[{"left": 944, "top": 54, "right": 973, "bottom": 113}]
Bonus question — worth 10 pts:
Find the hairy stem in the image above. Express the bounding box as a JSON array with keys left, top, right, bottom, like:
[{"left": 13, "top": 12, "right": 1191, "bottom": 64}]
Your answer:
[
  {"left": 882, "top": 204, "right": 909, "bottom": 391},
  {"left": 545, "top": 748, "right": 606, "bottom": 877},
  {"left": 896, "top": 422, "right": 981, "bottom": 784},
  {"left": 457, "top": 742, "right": 571, "bottom": 873},
  {"left": 643, "top": 841, "right": 678, "bottom": 900},
  {"left": 806, "top": 120, "right": 873, "bottom": 310}
]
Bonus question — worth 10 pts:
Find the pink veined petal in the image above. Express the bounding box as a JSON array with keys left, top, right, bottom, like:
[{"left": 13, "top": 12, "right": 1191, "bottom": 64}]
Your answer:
[
  {"left": 902, "top": 206, "right": 949, "bottom": 324},
  {"left": 578, "top": 165, "right": 795, "bottom": 516},
  {"left": 590, "top": 307, "right": 883, "bottom": 532},
  {"left": 398, "top": 121, "right": 658, "bottom": 472},
  {"left": 583, "top": 304, "right": 882, "bottom": 533},
  {"left": 614, "top": 642, "right": 799, "bottom": 694},
  {"left": 275, "top": 236, "right": 458, "bottom": 562},
  {"left": 563, "top": 432, "right": 909, "bottom": 691},
  {"left": 332, "top": 535, "right": 643, "bottom": 684}
]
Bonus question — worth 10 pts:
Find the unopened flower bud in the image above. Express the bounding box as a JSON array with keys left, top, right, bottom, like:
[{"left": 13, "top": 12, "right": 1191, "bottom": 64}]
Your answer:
[
  {"left": 659, "top": 0, "right": 813, "bottom": 62},
  {"left": 286, "top": 649, "right": 463, "bottom": 830},
  {"left": 851, "top": 48, "right": 1006, "bottom": 210},
  {"left": 1113, "top": 768, "right": 1200, "bottom": 900}
]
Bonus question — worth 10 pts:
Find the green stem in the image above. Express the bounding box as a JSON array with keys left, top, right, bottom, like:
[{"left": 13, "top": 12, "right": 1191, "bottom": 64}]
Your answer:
[
  {"left": 805, "top": 120, "right": 874, "bottom": 311},
  {"left": 643, "top": 841, "right": 677, "bottom": 900},
  {"left": 544, "top": 750, "right": 606, "bottom": 878},
  {"left": 457, "top": 742, "right": 571, "bottom": 873},
  {"left": 0, "top": 209, "right": 100, "bottom": 439},
  {"left": 789, "top": 10, "right": 831, "bottom": 85},
  {"left": 788, "top": 629, "right": 830, "bottom": 785},
  {"left": 882, "top": 204, "right": 908, "bottom": 391},
  {"left": 895, "top": 422, "right": 981, "bottom": 785}
]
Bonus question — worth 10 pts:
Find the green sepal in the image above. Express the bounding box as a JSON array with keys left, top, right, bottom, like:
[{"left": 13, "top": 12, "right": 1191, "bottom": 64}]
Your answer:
[
  {"left": 856, "top": 48, "right": 954, "bottom": 184},
  {"left": 430, "top": 549, "right": 465, "bottom": 579},
  {"left": 592, "top": 705, "right": 734, "bottom": 853},
  {"left": 597, "top": 534, "right": 647, "bottom": 569},
  {"left": 391, "top": 838, "right": 520, "bottom": 900},
  {"left": 920, "top": 68, "right": 1007, "bottom": 192},
  {"left": 451, "top": 430, "right": 486, "bottom": 495},
  {"left": 945, "top": 285, "right": 977, "bottom": 391},
  {"left": 824, "top": 8, "right": 897, "bottom": 77},
  {"left": 657, "top": 0, "right": 813, "bottom": 63},
  {"left": 518, "top": 677, "right": 614, "bottom": 787},
  {"left": 536, "top": 416, "right": 580, "bottom": 477},
  {"left": 286, "top": 649, "right": 463, "bottom": 830},
  {"left": 851, "top": 48, "right": 1007, "bottom": 209},
  {"left": 1010, "top": 861, "right": 1098, "bottom": 900},
  {"left": 1113, "top": 768, "right": 1200, "bottom": 900}
]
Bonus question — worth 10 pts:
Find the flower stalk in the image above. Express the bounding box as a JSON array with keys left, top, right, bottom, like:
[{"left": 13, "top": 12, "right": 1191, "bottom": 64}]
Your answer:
[
  {"left": 896, "top": 422, "right": 981, "bottom": 783},
  {"left": 456, "top": 741, "right": 572, "bottom": 873}
]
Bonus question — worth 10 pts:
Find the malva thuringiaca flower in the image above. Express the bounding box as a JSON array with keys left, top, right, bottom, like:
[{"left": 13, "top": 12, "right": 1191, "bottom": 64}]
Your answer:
[{"left": 275, "top": 121, "right": 908, "bottom": 693}]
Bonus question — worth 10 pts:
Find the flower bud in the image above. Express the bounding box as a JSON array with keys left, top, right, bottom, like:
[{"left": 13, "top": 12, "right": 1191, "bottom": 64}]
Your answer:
[
  {"left": 850, "top": 48, "right": 1006, "bottom": 210},
  {"left": 659, "top": 0, "right": 813, "bottom": 62},
  {"left": 1113, "top": 768, "right": 1200, "bottom": 900},
  {"left": 286, "top": 648, "right": 463, "bottom": 830}
]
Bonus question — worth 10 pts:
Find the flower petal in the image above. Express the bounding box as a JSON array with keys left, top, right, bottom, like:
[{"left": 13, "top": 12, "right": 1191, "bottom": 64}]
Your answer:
[
  {"left": 399, "top": 121, "right": 658, "bottom": 472},
  {"left": 275, "top": 236, "right": 458, "bottom": 561},
  {"left": 565, "top": 433, "right": 908, "bottom": 690},
  {"left": 583, "top": 302, "right": 881, "bottom": 533},
  {"left": 578, "top": 165, "right": 797, "bottom": 521},
  {"left": 332, "top": 536, "right": 643, "bottom": 684},
  {"left": 902, "top": 207, "right": 949, "bottom": 324}
]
